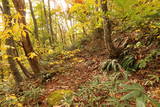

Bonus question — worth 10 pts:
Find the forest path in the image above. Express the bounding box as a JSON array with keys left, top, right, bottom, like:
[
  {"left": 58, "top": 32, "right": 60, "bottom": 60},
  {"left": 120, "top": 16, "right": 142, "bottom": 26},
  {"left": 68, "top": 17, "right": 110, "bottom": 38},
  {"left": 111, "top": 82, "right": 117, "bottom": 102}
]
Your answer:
[
  {"left": 40, "top": 49, "right": 106, "bottom": 106},
  {"left": 37, "top": 49, "right": 160, "bottom": 106}
]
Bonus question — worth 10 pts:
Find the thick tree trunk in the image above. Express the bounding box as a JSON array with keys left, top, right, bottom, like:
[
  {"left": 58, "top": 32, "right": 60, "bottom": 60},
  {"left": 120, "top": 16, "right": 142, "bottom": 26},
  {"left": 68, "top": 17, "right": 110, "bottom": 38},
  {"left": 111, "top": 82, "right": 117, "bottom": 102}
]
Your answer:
[
  {"left": 101, "top": 0, "right": 119, "bottom": 58},
  {"left": 2, "top": 0, "right": 23, "bottom": 85},
  {"left": 28, "top": 0, "right": 39, "bottom": 40},
  {"left": 12, "top": 0, "right": 40, "bottom": 75}
]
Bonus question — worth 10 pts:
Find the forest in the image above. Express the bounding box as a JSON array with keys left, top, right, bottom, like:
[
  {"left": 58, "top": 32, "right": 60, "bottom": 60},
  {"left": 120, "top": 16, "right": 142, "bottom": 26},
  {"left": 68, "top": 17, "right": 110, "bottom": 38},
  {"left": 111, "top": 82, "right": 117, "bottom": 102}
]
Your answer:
[{"left": 0, "top": 0, "right": 160, "bottom": 106}]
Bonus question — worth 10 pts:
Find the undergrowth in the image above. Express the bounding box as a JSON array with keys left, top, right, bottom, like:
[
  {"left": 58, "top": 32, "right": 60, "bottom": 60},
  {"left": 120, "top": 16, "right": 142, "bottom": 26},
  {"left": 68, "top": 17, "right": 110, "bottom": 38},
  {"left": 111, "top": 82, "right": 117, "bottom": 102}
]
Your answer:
[
  {"left": 0, "top": 81, "right": 44, "bottom": 107},
  {"left": 64, "top": 72, "right": 160, "bottom": 107}
]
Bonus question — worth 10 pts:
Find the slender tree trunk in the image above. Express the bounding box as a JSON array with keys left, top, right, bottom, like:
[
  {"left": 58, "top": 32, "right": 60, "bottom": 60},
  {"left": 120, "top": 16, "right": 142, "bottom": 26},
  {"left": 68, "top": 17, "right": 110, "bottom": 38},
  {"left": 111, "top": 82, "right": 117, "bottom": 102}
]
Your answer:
[
  {"left": 0, "top": 40, "right": 4, "bottom": 82},
  {"left": 42, "top": 0, "right": 49, "bottom": 32},
  {"left": 17, "top": 60, "right": 33, "bottom": 78},
  {"left": 42, "top": 0, "right": 52, "bottom": 45},
  {"left": 14, "top": 47, "right": 33, "bottom": 78},
  {"left": 28, "top": 0, "right": 39, "bottom": 40},
  {"left": 101, "top": 0, "right": 119, "bottom": 58},
  {"left": 12, "top": 0, "right": 40, "bottom": 75},
  {"left": 82, "top": 26, "right": 88, "bottom": 37},
  {"left": 48, "top": 0, "right": 55, "bottom": 43},
  {"left": 58, "top": 24, "right": 64, "bottom": 44},
  {"left": 2, "top": 0, "right": 23, "bottom": 85},
  {"left": 0, "top": 5, "right": 3, "bottom": 81},
  {"left": 40, "top": 3, "right": 46, "bottom": 45},
  {"left": 70, "top": 19, "right": 75, "bottom": 44}
]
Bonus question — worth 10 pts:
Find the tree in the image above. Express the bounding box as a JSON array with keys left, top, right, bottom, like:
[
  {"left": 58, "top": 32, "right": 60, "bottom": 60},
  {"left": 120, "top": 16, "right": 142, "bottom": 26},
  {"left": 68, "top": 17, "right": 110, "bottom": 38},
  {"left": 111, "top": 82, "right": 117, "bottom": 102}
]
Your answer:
[
  {"left": 101, "top": 0, "right": 120, "bottom": 58},
  {"left": 12, "top": 0, "right": 40, "bottom": 75},
  {"left": 28, "top": 0, "right": 39, "bottom": 40},
  {"left": 0, "top": 36, "right": 4, "bottom": 82},
  {"left": 0, "top": 5, "right": 3, "bottom": 80},
  {"left": 48, "top": 0, "right": 55, "bottom": 43},
  {"left": 2, "top": 0, "right": 23, "bottom": 85},
  {"left": 15, "top": 48, "right": 33, "bottom": 78},
  {"left": 42, "top": 0, "right": 52, "bottom": 45}
]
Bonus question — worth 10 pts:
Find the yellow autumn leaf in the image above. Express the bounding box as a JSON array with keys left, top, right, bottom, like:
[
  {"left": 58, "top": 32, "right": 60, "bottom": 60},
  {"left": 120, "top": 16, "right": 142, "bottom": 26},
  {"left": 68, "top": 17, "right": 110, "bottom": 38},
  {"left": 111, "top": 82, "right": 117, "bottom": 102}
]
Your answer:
[
  {"left": 150, "top": 25, "right": 157, "bottom": 28},
  {"left": 12, "top": 24, "right": 19, "bottom": 33},
  {"left": 17, "top": 103, "right": 23, "bottom": 107},
  {"left": 157, "top": 36, "right": 160, "bottom": 39},
  {"left": 9, "top": 95, "right": 17, "bottom": 99},
  {"left": 3, "top": 55, "right": 9, "bottom": 59},
  {"left": 6, "top": 94, "right": 17, "bottom": 101},
  {"left": 28, "top": 52, "right": 37, "bottom": 59},
  {"left": 48, "top": 49, "right": 53, "bottom": 54},
  {"left": 22, "top": 31, "right": 26, "bottom": 37},
  {"left": 14, "top": 57, "right": 22, "bottom": 61},
  {"left": 135, "top": 29, "right": 140, "bottom": 32},
  {"left": 14, "top": 13, "right": 22, "bottom": 19}
]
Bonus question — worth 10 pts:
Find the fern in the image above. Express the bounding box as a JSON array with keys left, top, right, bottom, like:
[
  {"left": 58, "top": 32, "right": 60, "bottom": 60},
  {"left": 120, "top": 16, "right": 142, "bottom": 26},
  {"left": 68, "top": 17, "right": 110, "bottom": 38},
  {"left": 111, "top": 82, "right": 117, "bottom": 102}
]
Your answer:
[
  {"left": 101, "top": 59, "right": 122, "bottom": 72},
  {"left": 121, "top": 55, "right": 137, "bottom": 72}
]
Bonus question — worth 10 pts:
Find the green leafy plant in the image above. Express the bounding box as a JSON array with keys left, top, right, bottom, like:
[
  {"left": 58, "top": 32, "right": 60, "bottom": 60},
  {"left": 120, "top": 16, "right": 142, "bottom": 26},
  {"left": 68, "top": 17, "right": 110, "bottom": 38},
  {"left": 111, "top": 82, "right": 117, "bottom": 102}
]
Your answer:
[
  {"left": 20, "top": 83, "right": 44, "bottom": 105},
  {"left": 0, "top": 81, "right": 44, "bottom": 107},
  {"left": 137, "top": 49, "right": 160, "bottom": 69},
  {"left": 66, "top": 72, "right": 160, "bottom": 107},
  {"left": 119, "top": 83, "right": 146, "bottom": 107},
  {"left": 120, "top": 83, "right": 160, "bottom": 107},
  {"left": 121, "top": 55, "right": 138, "bottom": 72},
  {"left": 101, "top": 59, "right": 122, "bottom": 72},
  {"left": 145, "top": 74, "right": 160, "bottom": 86}
]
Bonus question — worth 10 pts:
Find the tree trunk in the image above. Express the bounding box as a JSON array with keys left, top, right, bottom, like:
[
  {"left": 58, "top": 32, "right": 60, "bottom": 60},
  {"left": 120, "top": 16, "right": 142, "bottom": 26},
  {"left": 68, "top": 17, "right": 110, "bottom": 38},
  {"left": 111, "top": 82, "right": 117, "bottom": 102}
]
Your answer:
[
  {"left": 58, "top": 23, "right": 65, "bottom": 44},
  {"left": 14, "top": 47, "right": 33, "bottom": 78},
  {"left": 28, "top": 0, "right": 39, "bottom": 40},
  {"left": 48, "top": 0, "right": 55, "bottom": 43},
  {"left": 0, "top": 40, "right": 4, "bottom": 82},
  {"left": 0, "top": 5, "right": 3, "bottom": 81},
  {"left": 2, "top": 0, "right": 23, "bottom": 85},
  {"left": 42, "top": 0, "right": 52, "bottom": 45},
  {"left": 101, "top": 0, "right": 119, "bottom": 58},
  {"left": 0, "top": 6, "right": 4, "bottom": 82},
  {"left": 42, "top": 0, "right": 49, "bottom": 32},
  {"left": 70, "top": 19, "right": 76, "bottom": 44},
  {"left": 12, "top": 0, "right": 40, "bottom": 75},
  {"left": 40, "top": 4, "right": 46, "bottom": 45},
  {"left": 17, "top": 60, "right": 33, "bottom": 78}
]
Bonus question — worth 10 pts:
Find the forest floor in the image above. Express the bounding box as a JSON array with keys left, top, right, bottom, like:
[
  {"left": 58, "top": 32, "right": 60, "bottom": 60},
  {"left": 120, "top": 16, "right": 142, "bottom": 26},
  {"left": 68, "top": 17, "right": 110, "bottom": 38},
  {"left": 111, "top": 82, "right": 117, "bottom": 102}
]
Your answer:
[
  {"left": 35, "top": 48, "right": 160, "bottom": 107},
  {"left": 39, "top": 49, "right": 106, "bottom": 106}
]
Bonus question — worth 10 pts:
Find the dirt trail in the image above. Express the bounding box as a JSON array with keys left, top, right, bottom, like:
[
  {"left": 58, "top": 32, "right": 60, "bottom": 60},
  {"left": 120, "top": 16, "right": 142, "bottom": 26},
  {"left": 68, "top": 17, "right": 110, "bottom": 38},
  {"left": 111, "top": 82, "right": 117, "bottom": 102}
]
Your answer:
[
  {"left": 38, "top": 49, "right": 160, "bottom": 106},
  {"left": 39, "top": 49, "right": 106, "bottom": 106}
]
